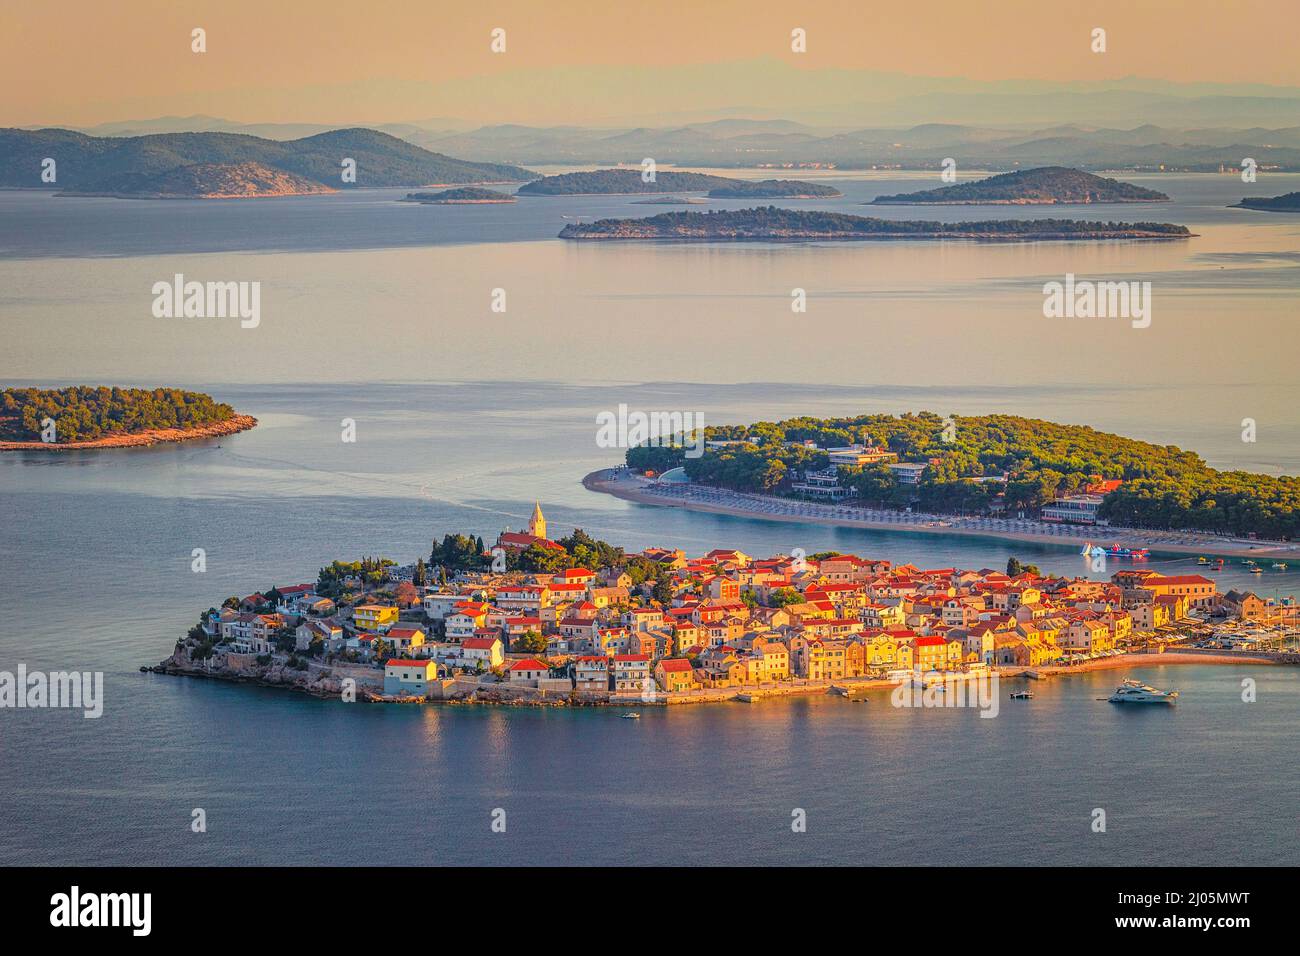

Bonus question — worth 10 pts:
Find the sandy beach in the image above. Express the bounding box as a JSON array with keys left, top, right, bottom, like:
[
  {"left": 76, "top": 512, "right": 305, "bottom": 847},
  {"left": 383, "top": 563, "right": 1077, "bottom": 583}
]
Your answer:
[{"left": 584, "top": 468, "right": 1299, "bottom": 559}]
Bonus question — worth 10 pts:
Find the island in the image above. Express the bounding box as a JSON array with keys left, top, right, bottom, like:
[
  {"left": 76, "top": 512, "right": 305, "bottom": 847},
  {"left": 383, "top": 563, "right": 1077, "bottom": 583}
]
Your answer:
[
  {"left": 705, "top": 179, "right": 843, "bottom": 199},
  {"left": 517, "top": 168, "right": 740, "bottom": 195},
  {"left": 1, "top": 127, "right": 536, "bottom": 191},
  {"left": 558, "top": 206, "right": 1193, "bottom": 241},
  {"left": 631, "top": 196, "right": 710, "bottom": 205},
  {"left": 58, "top": 161, "right": 336, "bottom": 199},
  {"left": 603, "top": 411, "right": 1299, "bottom": 547},
  {"left": 0, "top": 386, "right": 256, "bottom": 449},
  {"left": 402, "top": 186, "right": 517, "bottom": 204},
  {"left": 869, "top": 167, "right": 1170, "bottom": 205},
  {"left": 1230, "top": 191, "right": 1300, "bottom": 212},
  {"left": 152, "top": 504, "right": 1296, "bottom": 710}
]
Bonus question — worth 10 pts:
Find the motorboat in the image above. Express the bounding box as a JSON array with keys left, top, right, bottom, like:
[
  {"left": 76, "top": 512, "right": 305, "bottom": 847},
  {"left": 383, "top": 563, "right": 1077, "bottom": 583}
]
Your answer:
[
  {"left": 620, "top": 712, "right": 641, "bottom": 719},
  {"left": 1108, "top": 678, "right": 1179, "bottom": 705},
  {"left": 1106, "top": 544, "right": 1149, "bottom": 558},
  {"left": 1197, "top": 556, "right": 1209, "bottom": 565},
  {"left": 1009, "top": 691, "right": 1034, "bottom": 700}
]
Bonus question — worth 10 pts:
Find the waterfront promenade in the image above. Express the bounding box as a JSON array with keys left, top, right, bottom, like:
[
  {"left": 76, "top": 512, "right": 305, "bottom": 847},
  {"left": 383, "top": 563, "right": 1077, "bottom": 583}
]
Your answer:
[{"left": 584, "top": 469, "right": 1299, "bottom": 559}]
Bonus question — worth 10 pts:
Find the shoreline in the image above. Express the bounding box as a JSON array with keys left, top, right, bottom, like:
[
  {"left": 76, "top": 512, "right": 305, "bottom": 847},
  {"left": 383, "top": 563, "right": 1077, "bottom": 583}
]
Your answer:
[
  {"left": 0, "top": 413, "right": 258, "bottom": 451},
  {"left": 583, "top": 468, "right": 1299, "bottom": 559},
  {"left": 560, "top": 230, "right": 1193, "bottom": 242},
  {"left": 868, "top": 198, "right": 1171, "bottom": 206},
  {"left": 149, "top": 649, "right": 1292, "bottom": 710}
]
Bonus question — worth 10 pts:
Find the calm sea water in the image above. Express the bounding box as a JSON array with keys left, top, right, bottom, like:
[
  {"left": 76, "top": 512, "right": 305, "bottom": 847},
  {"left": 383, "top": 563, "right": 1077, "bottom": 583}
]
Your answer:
[{"left": 1, "top": 173, "right": 1298, "bottom": 865}]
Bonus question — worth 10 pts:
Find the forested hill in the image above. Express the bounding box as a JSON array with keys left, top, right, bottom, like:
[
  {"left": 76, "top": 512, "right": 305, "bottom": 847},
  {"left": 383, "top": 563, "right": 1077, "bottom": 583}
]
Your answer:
[
  {"left": 625, "top": 412, "right": 1300, "bottom": 539},
  {"left": 517, "top": 169, "right": 738, "bottom": 195},
  {"left": 1232, "top": 191, "right": 1300, "bottom": 212},
  {"left": 871, "top": 167, "right": 1170, "bottom": 204},
  {"left": 0, "top": 127, "right": 536, "bottom": 189},
  {"left": 1, "top": 386, "right": 236, "bottom": 442}
]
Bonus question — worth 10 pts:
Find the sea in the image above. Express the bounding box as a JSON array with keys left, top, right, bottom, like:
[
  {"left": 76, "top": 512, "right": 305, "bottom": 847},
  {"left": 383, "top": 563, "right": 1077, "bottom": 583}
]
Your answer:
[{"left": 1, "top": 171, "right": 1298, "bottom": 865}]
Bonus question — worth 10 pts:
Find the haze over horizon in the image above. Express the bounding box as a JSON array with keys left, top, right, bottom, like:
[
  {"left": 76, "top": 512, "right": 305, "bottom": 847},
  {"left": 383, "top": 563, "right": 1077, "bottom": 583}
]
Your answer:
[{"left": 5, "top": 0, "right": 1300, "bottom": 129}]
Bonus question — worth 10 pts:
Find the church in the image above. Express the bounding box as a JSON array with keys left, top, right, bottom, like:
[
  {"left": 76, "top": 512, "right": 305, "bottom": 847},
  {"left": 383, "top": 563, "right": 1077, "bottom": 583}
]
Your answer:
[{"left": 496, "top": 502, "right": 563, "bottom": 552}]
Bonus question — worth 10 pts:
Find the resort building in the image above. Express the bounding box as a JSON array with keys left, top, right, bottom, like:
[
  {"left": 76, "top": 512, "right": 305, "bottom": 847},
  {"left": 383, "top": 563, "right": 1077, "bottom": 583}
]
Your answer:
[{"left": 1040, "top": 494, "right": 1106, "bottom": 524}]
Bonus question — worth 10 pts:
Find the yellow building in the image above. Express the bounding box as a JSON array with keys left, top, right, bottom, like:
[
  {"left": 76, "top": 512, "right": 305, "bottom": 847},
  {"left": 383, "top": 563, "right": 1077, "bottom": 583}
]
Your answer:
[
  {"left": 865, "top": 636, "right": 912, "bottom": 669},
  {"left": 354, "top": 604, "right": 399, "bottom": 632},
  {"left": 756, "top": 642, "right": 790, "bottom": 680},
  {"left": 911, "top": 636, "right": 953, "bottom": 670},
  {"left": 802, "top": 640, "right": 848, "bottom": 680},
  {"left": 655, "top": 658, "right": 697, "bottom": 692}
]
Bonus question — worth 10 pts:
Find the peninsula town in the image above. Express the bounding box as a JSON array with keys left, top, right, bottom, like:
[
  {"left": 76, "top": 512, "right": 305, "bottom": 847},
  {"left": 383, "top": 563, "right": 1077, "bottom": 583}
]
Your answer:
[{"left": 163, "top": 503, "right": 1294, "bottom": 705}]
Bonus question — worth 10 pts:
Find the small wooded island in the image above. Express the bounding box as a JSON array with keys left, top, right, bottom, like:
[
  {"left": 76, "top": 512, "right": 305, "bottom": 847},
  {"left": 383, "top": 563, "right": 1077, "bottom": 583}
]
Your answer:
[
  {"left": 870, "top": 167, "right": 1170, "bottom": 205},
  {"left": 706, "top": 179, "right": 842, "bottom": 199},
  {"left": 0, "top": 386, "right": 256, "bottom": 450},
  {"left": 558, "top": 206, "right": 1193, "bottom": 241},
  {"left": 517, "top": 168, "right": 829, "bottom": 197},
  {"left": 403, "top": 187, "right": 517, "bottom": 204},
  {"left": 631, "top": 196, "right": 710, "bottom": 205},
  {"left": 518, "top": 169, "right": 738, "bottom": 195},
  {"left": 1231, "top": 192, "right": 1300, "bottom": 212}
]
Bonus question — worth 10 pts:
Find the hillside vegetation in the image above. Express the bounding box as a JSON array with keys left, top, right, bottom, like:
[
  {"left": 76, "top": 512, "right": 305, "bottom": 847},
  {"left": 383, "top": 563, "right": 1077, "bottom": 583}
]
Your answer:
[
  {"left": 626, "top": 412, "right": 1300, "bottom": 539},
  {"left": 1, "top": 386, "right": 237, "bottom": 442},
  {"left": 871, "top": 166, "right": 1170, "bottom": 204},
  {"left": 0, "top": 127, "right": 535, "bottom": 189}
]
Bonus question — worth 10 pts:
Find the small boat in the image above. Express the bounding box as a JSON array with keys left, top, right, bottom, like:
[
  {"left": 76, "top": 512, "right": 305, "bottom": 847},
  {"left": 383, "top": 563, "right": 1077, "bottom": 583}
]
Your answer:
[
  {"left": 1244, "top": 559, "right": 1257, "bottom": 566},
  {"left": 1106, "top": 544, "right": 1150, "bottom": 559},
  {"left": 1251, "top": 567, "right": 1263, "bottom": 575},
  {"left": 1009, "top": 691, "right": 1034, "bottom": 699},
  {"left": 620, "top": 712, "right": 641, "bottom": 719},
  {"left": 1272, "top": 562, "right": 1288, "bottom": 570},
  {"left": 1108, "top": 678, "right": 1178, "bottom": 705},
  {"left": 1197, "top": 556, "right": 1209, "bottom": 565}
]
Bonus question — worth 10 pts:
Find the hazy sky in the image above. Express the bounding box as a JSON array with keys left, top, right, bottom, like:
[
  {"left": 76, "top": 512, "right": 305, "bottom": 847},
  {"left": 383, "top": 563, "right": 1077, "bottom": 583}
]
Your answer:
[{"left": 4, "top": 0, "right": 1299, "bottom": 126}]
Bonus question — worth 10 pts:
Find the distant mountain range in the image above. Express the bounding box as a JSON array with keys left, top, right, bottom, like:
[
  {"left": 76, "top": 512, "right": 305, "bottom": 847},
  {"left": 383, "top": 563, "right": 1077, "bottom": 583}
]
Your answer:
[
  {"left": 0, "top": 127, "right": 535, "bottom": 192},
  {"left": 406, "top": 120, "right": 1300, "bottom": 172},
  {"left": 20, "top": 113, "right": 1300, "bottom": 173}
]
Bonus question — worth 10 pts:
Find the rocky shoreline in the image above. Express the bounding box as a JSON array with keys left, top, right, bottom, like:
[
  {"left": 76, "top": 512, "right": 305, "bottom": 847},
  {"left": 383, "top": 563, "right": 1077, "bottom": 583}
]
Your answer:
[{"left": 0, "top": 413, "right": 257, "bottom": 451}]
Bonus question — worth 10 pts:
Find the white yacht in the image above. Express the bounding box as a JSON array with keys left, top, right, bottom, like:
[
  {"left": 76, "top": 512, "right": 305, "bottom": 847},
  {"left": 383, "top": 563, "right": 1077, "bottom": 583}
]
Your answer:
[{"left": 1108, "top": 678, "right": 1179, "bottom": 705}]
